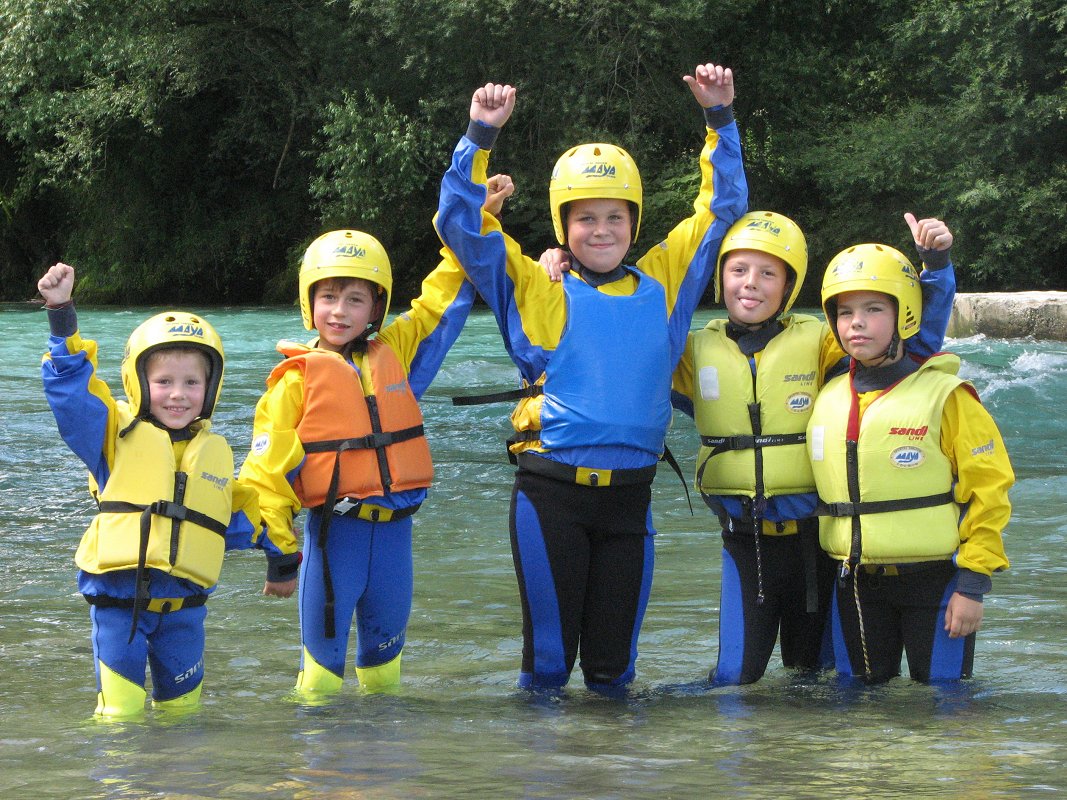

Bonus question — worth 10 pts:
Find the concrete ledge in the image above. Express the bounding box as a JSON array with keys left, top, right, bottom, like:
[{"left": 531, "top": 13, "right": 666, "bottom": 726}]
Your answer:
[{"left": 947, "top": 292, "right": 1067, "bottom": 341}]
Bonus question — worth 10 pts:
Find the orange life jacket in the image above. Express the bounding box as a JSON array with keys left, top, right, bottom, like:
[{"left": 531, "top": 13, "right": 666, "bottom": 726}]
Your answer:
[{"left": 270, "top": 341, "right": 433, "bottom": 507}]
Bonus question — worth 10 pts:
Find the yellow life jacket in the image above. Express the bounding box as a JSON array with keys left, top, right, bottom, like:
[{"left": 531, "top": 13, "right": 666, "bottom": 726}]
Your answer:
[
  {"left": 691, "top": 315, "right": 823, "bottom": 497},
  {"left": 76, "top": 413, "right": 233, "bottom": 588},
  {"left": 270, "top": 341, "right": 433, "bottom": 508},
  {"left": 808, "top": 354, "right": 965, "bottom": 564}
]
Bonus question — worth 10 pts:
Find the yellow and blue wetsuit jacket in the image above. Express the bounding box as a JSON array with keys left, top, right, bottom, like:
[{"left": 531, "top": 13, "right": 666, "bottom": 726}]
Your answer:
[
  {"left": 672, "top": 252, "right": 957, "bottom": 531},
  {"left": 237, "top": 249, "right": 477, "bottom": 548},
  {"left": 41, "top": 304, "right": 292, "bottom": 601},
  {"left": 434, "top": 105, "right": 747, "bottom": 471}
]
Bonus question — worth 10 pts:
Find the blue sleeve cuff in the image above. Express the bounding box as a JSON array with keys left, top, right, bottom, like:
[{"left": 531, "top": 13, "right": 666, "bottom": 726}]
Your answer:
[
  {"left": 703, "top": 104, "right": 734, "bottom": 130},
  {"left": 46, "top": 302, "right": 78, "bottom": 338},
  {"left": 465, "top": 120, "right": 500, "bottom": 150},
  {"left": 956, "top": 568, "right": 991, "bottom": 600},
  {"left": 266, "top": 552, "right": 302, "bottom": 582},
  {"left": 916, "top": 244, "right": 951, "bottom": 271}
]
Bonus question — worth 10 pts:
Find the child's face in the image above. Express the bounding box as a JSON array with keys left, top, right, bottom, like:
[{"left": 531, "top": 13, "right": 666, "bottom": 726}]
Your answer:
[
  {"left": 312, "top": 278, "right": 380, "bottom": 353},
  {"left": 146, "top": 351, "right": 209, "bottom": 429},
  {"left": 721, "top": 249, "right": 789, "bottom": 328},
  {"left": 565, "top": 198, "right": 632, "bottom": 273},
  {"left": 834, "top": 290, "right": 901, "bottom": 366}
]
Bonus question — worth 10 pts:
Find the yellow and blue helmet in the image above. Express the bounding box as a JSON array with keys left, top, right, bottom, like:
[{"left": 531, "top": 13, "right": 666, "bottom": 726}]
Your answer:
[
  {"left": 121, "top": 311, "right": 225, "bottom": 419},
  {"left": 821, "top": 243, "right": 922, "bottom": 346},
  {"left": 549, "top": 143, "right": 642, "bottom": 245},
  {"left": 716, "top": 211, "right": 808, "bottom": 315},
  {"left": 298, "top": 229, "right": 392, "bottom": 333}
]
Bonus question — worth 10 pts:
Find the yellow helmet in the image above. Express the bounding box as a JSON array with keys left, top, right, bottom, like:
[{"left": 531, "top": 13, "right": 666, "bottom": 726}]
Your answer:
[
  {"left": 549, "top": 143, "right": 642, "bottom": 245},
  {"left": 121, "top": 311, "right": 225, "bottom": 419},
  {"left": 298, "top": 230, "right": 392, "bottom": 332},
  {"left": 821, "top": 243, "right": 922, "bottom": 344},
  {"left": 716, "top": 211, "right": 808, "bottom": 314}
]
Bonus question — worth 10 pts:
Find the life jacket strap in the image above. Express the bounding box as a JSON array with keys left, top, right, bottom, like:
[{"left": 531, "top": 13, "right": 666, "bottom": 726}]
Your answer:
[
  {"left": 699, "top": 432, "right": 807, "bottom": 456},
  {"left": 85, "top": 594, "right": 208, "bottom": 613},
  {"left": 302, "top": 424, "right": 425, "bottom": 454},
  {"left": 815, "top": 491, "right": 955, "bottom": 518},
  {"left": 515, "top": 452, "right": 657, "bottom": 487},
  {"left": 326, "top": 499, "right": 421, "bottom": 522},
  {"left": 451, "top": 383, "right": 544, "bottom": 406}
]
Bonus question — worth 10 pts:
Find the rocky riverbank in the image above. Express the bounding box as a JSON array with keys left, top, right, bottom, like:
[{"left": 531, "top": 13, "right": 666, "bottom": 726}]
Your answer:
[{"left": 947, "top": 292, "right": 1067, "bottom": 341}]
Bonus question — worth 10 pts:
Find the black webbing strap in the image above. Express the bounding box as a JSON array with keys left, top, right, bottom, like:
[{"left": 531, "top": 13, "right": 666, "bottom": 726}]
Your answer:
[
  {"left": 301, "top": 424, "right": 425, "bottom": 455},
  {"left": 85, "top": 594, "right": 208, "bottom": 612},
  {"left": 814, "top": 491, "right": 955, "bottom": 519},
  {"left": 659, "top": 444, "right": 693, "bottom": 515},
  {"left": 452, "top": 383, "right": 543, "bottom": 407},
  {"left": 96, "top": 499, "right": 227, "bottom": 642},
  {"left": 698, "top": 432, "right": 806, "bottom": 457}
]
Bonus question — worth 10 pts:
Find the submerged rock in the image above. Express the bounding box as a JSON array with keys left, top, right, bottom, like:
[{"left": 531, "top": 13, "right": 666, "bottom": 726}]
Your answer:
[{"left": 948, "top": 292, "right": 1067, "bottom": 341}]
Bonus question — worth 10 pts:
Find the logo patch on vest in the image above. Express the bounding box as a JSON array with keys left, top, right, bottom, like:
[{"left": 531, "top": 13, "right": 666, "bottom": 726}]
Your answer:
[
  {"left": 200, "top": 471, "right": 230, "bottom": 491},
  {"left": 787, "top": 392, "right": 813, "bottom": 413},
  {"left": 889, "top": 425, "right": 928, "bottom": 441},
  {"left": 890, "top": 446, "right": 925, "bottom": 468},
  {"left": 252, "top": 433, "right": 270, "bottom": 455}
]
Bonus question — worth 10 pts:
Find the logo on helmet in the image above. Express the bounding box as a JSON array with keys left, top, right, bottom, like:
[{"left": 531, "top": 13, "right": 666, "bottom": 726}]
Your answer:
[
  {"left": 744, "top": 218, "right": 782, "bottom": 236},
  {"left": 166, "top": 323, "right": 205, "bottom": 338},
  {"left": 581, "top": 163, "right": 616, "bottom": 179},
  {"left": 331, "top": 244, "right": 367, "bottom": 259}
]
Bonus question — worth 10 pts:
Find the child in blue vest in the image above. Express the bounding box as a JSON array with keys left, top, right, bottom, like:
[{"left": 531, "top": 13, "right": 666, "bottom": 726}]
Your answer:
[
  {"left": 435, "top": 64, "right": 747, "bottom": 691},
  {"left": 38, "top": 262, "right": 295, "bottom": 717},
  {"left": 809, "top": 243, "right": 1013, "bottom": 683}
]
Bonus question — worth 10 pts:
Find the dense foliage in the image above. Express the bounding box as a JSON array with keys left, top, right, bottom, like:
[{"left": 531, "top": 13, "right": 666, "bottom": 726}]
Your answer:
[{"left": 1, "top": 0, "right": 1064, "bottom": 306}]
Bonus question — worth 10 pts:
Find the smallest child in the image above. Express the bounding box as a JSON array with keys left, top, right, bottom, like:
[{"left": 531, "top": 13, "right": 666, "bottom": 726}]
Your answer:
[
  {"left": 39, "top": 263, "right": 296, "bottom": 717},
  {"left": 808, "top": 242, "right": 1014, "bottom": 683}
]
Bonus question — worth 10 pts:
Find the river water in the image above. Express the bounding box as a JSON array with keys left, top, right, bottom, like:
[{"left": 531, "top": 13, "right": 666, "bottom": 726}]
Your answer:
[{"left": 2, "top": 304, "right": 1065, "bottom": 798}]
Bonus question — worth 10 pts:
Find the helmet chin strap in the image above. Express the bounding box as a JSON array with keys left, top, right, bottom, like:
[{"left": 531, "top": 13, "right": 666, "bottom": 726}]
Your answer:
[{"left": 866, "top": 332, "right": 900, "bottom": 367}]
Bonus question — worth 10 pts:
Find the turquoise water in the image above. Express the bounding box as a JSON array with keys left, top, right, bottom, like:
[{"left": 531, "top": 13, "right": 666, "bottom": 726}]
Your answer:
[{"left": 2, "top": 304, "right": 1065, "bottom": 798}]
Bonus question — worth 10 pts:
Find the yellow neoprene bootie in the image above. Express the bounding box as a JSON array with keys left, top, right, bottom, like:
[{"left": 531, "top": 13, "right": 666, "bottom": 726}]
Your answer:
[
  {"left": 95, "top": 661, "right": 147, "bottom": 718},
  {"left": 295, "top": 647, "right": 344, "bottom": 696},
  {"left": 355, "top": 652, "right": 402, "bottom": 694},
  {"left": 152, "top": 682, "right": 202, "bottom": 713}
]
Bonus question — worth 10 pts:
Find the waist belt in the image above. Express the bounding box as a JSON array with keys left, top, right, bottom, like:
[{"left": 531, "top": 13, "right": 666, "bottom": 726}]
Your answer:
[
  {"left": 858, "top": 561, "right": 950, "bottom": 577},
  {"left": 515, "top": 452, "right": 656, "bottom": 487},
  {"left": 326, "top": 498, "right": 420, "bottom": 522},
  {"left": 84, "top": 594, "right": 208, "bottom": 613}
]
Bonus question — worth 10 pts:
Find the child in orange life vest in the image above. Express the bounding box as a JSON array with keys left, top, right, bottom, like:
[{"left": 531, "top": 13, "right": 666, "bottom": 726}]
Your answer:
[
  {"left": 543, "top": 212, "right": 958, "bottom": 686},
  {"left": 239, "top": 177, "right": 514, "bottom": 696},
  {"left": 808, "top": 243, "right": 1013, "bottom": 683},
  {"left": 38, "top": 263, "right": 295, "bottom": 718}
]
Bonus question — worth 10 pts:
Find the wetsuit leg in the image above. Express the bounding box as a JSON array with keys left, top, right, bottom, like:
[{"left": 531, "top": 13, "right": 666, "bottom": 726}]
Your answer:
[
  {"left": 298, "top": 512, "right": 372, "bottom": 686},
  {"left": 778, "top": 525, "right": 837, "bottom": 671},
  {"left": 511, "top": 473, "right": 587, "bottom": 689},
  {"left": 834, "top": 571, "right": 905, "bottom": 683},
  {"left": 90, "top": 604, "right": 148, "bottom": 716},
  {"left": 352, "top": 517, "right": 413, "bottom": 691},
  {"left": 147, "top": 604, "right": 207, "bottom": 704},
  {"left": 712, "top": 531, "right": 781, "bottom": 685},
  {"left": 897, "top": 563, "right": 975, "bottom": 682},
  {"left": 579, "top": 489, "right": 654, "bottom": 689}
]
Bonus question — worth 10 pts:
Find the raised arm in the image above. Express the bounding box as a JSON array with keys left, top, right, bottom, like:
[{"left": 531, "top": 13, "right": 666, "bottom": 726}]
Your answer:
[{"left": 905, "top": 213, "right": 956, "bottom": 358}]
